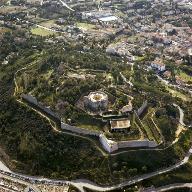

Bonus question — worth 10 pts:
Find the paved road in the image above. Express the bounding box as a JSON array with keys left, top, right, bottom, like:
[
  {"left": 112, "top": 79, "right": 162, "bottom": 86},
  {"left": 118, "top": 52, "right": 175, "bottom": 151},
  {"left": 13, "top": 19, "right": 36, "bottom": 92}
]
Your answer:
[
  {"left": 70, "top": 147, "right": 192, "bottom": 191},
  {"left": 143, "top": 183, "right": 192, "bottom": 192},
  {"left": 1, "top": 97, "right": 190, "bottom": 191},
  {"left": 17, "top": 99, "right": 107, "bottom": 157},
  {"left": 156, "top": 75, "right": 192, "bottom": 97},
  {"left": 0, "top": 146, "right": 192, "bottom": 192},
  {"left": 58, "top": 0, "right": 74, "bottom": 11},
  {"left": 5, "top": 51, "right": 192, "bottom": 191},
  {"left": 158, "top": 183, "right": 192, "bottom": 191},
  {"left": 35, "top": 24, "right": 65, "bottom": 34},
  {"left": 0, "top": 162, "right": 11, "bottom": 173},
  {"left": 0, "top": 173, "right": 41, "bottom": 192},
  {"left": 173, "top": 104, "right": 186, "bottom": 126}
]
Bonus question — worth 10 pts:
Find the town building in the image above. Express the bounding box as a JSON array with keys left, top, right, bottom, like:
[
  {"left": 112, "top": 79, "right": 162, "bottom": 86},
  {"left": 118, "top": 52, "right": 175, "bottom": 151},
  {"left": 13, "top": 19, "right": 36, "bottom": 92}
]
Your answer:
[
  {"left": 98, "top": 15, "right": 118, "bottom": 23},
  {"left": 26, "top": 0, "right": 43, "bottom": 5},
  {"left": 151, "top": 58, "right": 166, "bottom": 72},
  {"left": 163, "top": 70, "right": 172, "bottom": 79},
  {"left": 120, "top": 102, "right": 133, "bottom": 114}
]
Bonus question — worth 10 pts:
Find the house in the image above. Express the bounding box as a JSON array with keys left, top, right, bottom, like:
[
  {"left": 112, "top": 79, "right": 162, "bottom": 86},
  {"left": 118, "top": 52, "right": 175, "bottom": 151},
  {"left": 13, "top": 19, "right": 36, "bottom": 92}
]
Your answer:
[
  {"left": 120, "top": 101, "right": 133, "bottom": 114},
  {"left": 110, "top": 119, "right": 131, "bottom": 132},
  {"left": 163, "top": 70, "right": 172, "bottom": 79},
  {"left": 151, "top": 59, "right": 166, "bottom": 72},
  {"left": 26, "top": 0, "right": 43, "bottom": 5},
  {"left": 188, "top": 48, "right": 192, "bottom": 56},
  {"left": 175, "top": 75, "right": 185, "bottom": 85}
]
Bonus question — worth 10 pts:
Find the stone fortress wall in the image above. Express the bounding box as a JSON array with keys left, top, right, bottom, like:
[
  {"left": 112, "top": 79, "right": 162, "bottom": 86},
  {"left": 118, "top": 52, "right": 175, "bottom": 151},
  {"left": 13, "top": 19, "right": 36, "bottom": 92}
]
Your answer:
[
  {"left": 21, "top": 94, "right": 158, "bottom": 153},
  {"left": 137, "top": 100, "right": 148, "bottom": 116},
  {"left": 99, "top": 134, "right": 157, "bottom": 153},
  {"left": 21, "top": 94, "right": 60, "bottom": 120},
  {"left": 61, "top": 122, "right": 101, "bottom": 136}
]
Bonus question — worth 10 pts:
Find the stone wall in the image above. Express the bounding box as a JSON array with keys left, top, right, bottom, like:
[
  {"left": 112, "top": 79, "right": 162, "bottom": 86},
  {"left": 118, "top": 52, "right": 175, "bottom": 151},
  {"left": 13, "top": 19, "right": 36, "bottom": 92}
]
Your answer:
[
  {"left": 99, "top": 134, "right": 157, "bottom": 153},
  {"left": 21, "top": 94, "right": 158, "bottom": 153},
  {"left": 61, "top": 122, "right": 101, "bottom": 136},
  {"left": 21, "top": 94, "right": 60, "bottom": 120},
  {"left": 99, "top": 134, "right": 118, "bottom": 153},
  {"left": 100, "top": 137, "right": 157, "bottom": 153},
  {"left": 137, "top": 100, "right": 148, "bottom": 116},
  {"left": 118, "top": 140, "right": 157, "bottom": 148}
]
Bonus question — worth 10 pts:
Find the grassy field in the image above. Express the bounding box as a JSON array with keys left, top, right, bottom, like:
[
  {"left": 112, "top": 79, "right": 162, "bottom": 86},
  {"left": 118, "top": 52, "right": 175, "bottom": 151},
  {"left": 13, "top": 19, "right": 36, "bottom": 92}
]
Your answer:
[
  {"left": 140, "top": 108, "right": 162, "bottom": 143},
  {"left": 166, "top": 86, "right": 191, "bottom": 102},
  {"left": 39, "top": 20, "right": 57, "bottom": 28},
  {"left": 178, "top": 71, "right": 192, "bottom": 83},
  {"left": 76, "top": 22, "right": 95, "bottom": 30},
  {"left": 0, "top": 27, "right": 11, "bottom": 33},
  {"left": 76, "top": 114, "right": 105, "bottom": 131},
  {"left": 0, "top": 5, "right": 26, "bottom": 14},
  {"left": 31, "top": 27, "right": 55, "bottom": 36}
]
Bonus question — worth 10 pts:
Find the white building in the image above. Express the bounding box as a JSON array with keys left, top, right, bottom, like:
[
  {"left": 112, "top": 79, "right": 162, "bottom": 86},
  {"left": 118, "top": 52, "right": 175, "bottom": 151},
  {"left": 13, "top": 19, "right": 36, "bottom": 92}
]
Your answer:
[
  {"left": 151, "top": 59, "right": 166, "bottom": 72},
  {"left": 188, "top": 48, "right": 192, "bottom": 56},
  {"left": 98, "top": 15, "right": 118, "bottom": 22},
  {"left": 26, "top": 0, "right": 43, "bottom": 5}
]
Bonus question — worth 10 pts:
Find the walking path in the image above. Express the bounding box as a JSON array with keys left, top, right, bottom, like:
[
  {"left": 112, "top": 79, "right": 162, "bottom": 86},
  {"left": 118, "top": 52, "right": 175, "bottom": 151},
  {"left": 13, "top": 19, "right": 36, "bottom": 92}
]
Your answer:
[
  {"left": 16, "top": 99, "right": 107, "bottom": 157},
  {"left": 172, "top": 104, "right": 187, "bottom": 144},
  {"left": 35, "top": 24, "right": 65, "bottom": 34},
  {"left": 173, "top": 103, "right": 186, "bottom": 126},
  {"left": 119, "top": 61, "right": 134, "bottom": 87},
  {"left": 156, "top": 75, "right": 192, "bottom": 97}
]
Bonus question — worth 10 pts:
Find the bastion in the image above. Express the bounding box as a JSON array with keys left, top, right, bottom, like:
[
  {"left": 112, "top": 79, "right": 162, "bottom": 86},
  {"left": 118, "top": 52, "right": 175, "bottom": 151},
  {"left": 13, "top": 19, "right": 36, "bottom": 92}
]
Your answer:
[{"left": 84, "top": 91, "right": 108, "bottom": 111}]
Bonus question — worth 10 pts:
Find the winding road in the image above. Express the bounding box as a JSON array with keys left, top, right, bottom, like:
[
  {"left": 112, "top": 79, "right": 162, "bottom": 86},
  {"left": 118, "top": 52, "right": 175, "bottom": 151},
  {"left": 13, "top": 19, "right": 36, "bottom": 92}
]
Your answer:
[
  {"left": 173, "top": 103, "right": 186, "bottom": 126},
  {"left": 0, "top": 146, "right": 192, "bottom": 192},
  {"left": 143, "top": 183, "right": 192, "bottom": 192},
  {"left": 156, "top": 75, "right": 192, "bottom": 97},
  {"left": 58, "top": 0, "right": 74, "bottom": 11}
]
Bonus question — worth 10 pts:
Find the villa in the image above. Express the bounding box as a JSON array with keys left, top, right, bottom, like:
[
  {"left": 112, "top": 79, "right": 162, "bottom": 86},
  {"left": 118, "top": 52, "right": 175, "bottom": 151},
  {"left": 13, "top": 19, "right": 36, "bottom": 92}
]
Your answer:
[{"left": 151, "top": 58, "right": 166, "bottom": 72}]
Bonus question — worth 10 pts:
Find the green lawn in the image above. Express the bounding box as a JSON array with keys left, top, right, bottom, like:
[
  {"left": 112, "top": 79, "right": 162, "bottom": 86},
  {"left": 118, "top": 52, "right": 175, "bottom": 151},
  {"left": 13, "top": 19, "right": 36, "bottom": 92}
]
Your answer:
[
  {"left": 76, "top": 22, "right": 95, "bottom": 30},
  {"left": 166, "top": 86, "right": 191, "bottom": 102},
  {"left": 0, "top": 27, "right": 11, "bottom": 34},
  {"left": 31, "top": 27, "right": 55, "bottom": 36},
  {"left": 76, "top": 114, "right": 105, "bottom": 131},
  {"left": 178, "top": 71, "right": 192, "bottom": 83},
  {"left": 39, "top": 20, "right": 56, "bottom": 28}
]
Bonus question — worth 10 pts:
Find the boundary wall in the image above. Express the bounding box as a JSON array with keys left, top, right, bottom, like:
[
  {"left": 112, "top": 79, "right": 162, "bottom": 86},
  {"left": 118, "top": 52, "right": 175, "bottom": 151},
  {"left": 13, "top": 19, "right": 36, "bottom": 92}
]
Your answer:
[{"left": 21, "top": 94, "right": 158, "bottom": 153}]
